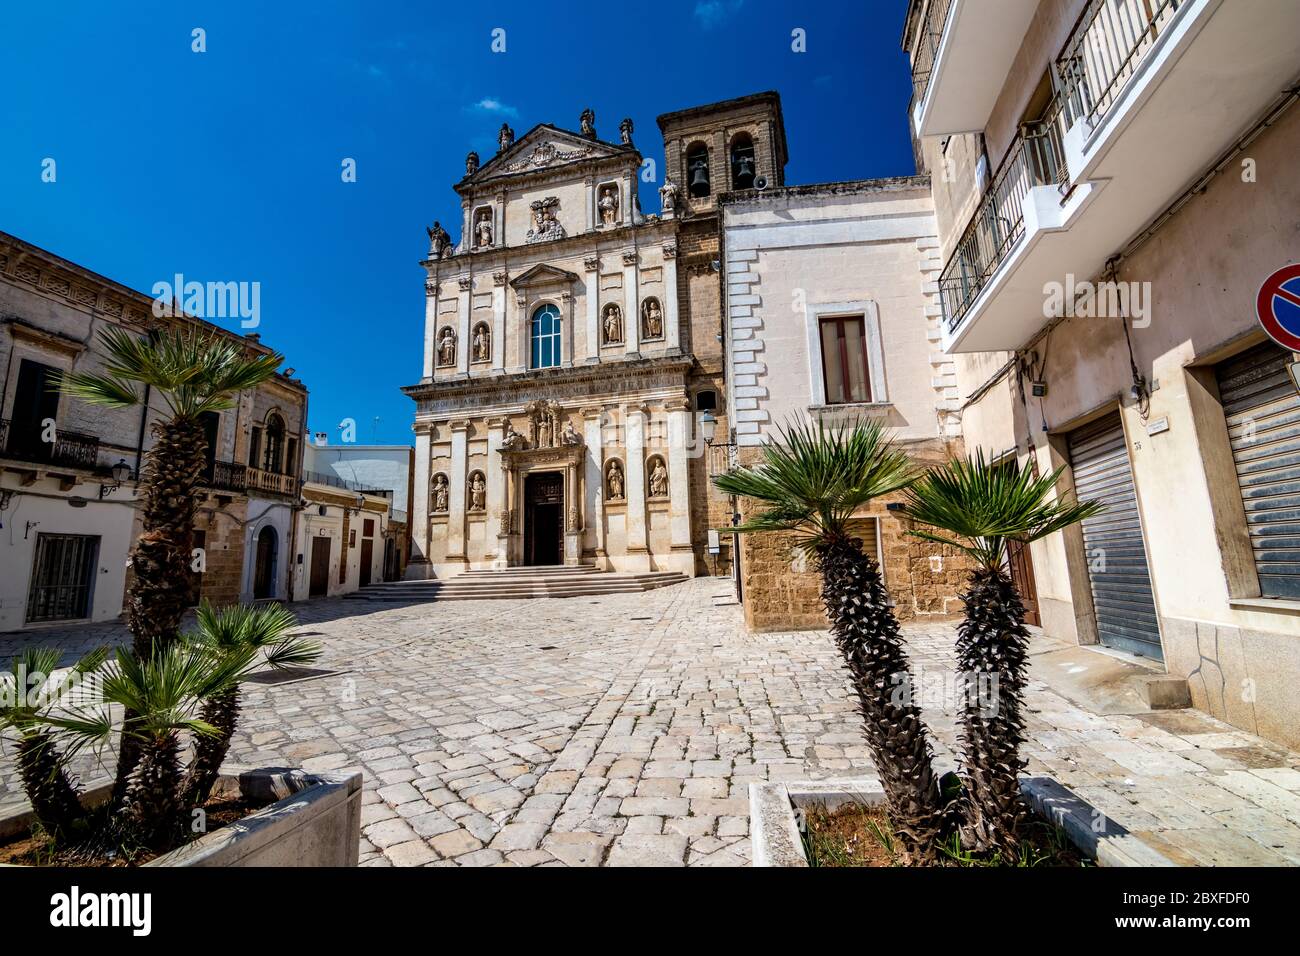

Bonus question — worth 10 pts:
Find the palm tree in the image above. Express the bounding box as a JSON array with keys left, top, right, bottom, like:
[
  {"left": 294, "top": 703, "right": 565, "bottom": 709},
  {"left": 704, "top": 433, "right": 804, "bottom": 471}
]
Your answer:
[
  {"left": 182, "top": 601, "right": 320, "bottom": 805},
  {"left": 61, "top": 326, "right": 282, "bottom": 797},
  {"left": 714, "top": 420, "right": 950, "bottom": 864},
  {"left": 0, "top": 648, "right": 107, "bottom": 838},
  {"left": 904, "top": 451, "right": 1101, "bottom": 857},
  {"left": 60, "top": 326, "right": 283, "bottom": 658},
  {"left": 53, "top": 644, "right": 258, "bottom": 851}
]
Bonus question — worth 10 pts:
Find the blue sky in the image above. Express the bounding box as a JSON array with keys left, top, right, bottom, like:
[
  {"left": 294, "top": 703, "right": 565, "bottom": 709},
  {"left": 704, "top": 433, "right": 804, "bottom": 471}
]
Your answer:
[{"left": 0, "top": 1, "right": 915, "bottom": 446}]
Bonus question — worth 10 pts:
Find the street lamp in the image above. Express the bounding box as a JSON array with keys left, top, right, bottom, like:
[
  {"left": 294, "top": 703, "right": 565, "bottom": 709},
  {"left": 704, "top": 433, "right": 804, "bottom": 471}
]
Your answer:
[
  {"left": 346, "top": 493, "right": 365, "bottom": 517},
  {"left": 98, "top": 459, "right": 132, "bottom": 499},
  {"left": 700, "top": 409, "right": 717, "bottom": 445}
]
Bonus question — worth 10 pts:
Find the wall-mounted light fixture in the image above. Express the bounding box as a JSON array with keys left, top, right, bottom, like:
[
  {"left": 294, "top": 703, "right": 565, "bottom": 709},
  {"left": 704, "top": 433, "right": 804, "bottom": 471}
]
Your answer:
[
  {"left": 345, "top": 493, "right": 365, "bottom": 517},
  {"left": 98, "top": 459, "right": 132, "bottom": 499}
]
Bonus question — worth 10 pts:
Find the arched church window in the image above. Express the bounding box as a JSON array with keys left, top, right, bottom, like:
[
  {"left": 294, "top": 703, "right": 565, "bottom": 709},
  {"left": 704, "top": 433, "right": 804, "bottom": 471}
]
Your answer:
[{"left": 530, "top": 304, "right": 562, "bottom": 369}]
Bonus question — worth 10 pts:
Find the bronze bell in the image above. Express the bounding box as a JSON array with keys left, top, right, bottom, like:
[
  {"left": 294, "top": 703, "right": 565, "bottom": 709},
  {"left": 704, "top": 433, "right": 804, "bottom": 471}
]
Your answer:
[
  {"left": 735, "top": 155, "right": 755, "bottom": 180},
  {"left": 689, "top": 162, "right": 710, "bottom": 195}
]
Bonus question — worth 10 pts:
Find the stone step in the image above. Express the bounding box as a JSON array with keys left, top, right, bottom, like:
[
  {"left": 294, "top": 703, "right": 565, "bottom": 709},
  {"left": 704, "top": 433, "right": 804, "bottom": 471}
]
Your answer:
[{"left": 345, "top": 569, "right": 687, "bottom": 603}]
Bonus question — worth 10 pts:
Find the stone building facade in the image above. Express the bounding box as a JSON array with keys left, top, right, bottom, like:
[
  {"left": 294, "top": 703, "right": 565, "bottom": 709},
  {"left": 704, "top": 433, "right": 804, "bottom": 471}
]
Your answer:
[
  {"left": 0, "top": 231, "right": 306, "bottom": 630},
  {"left": 404, "top": 95, "right": 787, "bottom": 580},
  {"left": 719, "top": 178, "right": 970, "bottom": 630},
  {"left": 902, "top": 0, "right": 1300, "bottom": 746}
]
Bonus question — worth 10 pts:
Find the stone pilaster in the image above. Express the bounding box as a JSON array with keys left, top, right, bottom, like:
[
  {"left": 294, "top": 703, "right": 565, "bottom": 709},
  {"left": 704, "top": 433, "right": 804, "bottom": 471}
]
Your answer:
[
  {"left": 662, "top": 244, "right": 680, "bottom": 354},
  {"left": 624, "top": 404, "right": 649, "bottom": 570},
  {"left": 666, "top": 399, "right": 693, "bottom": 574},
  {"left": 622, "top": 251, "right": 639, "bottom": 357},
  {"left": 561, "top": 290, "right": 574, "bottom": 368},
  {"left": 422, "top": 279, "right": 439, "bottom": 379},
  {"left": 486, "top": 417, "right": 506, "bottom": 565},
  {"left": 584, "top": 256, "right": 600, "bottom": 363},
  {"left": 407, "top": 424, "right": 433, "bottom": 578},
  {"left": 456, "top": 277, "right": 472, "bottom": 376},
  {"left": 582, "top": 406, "right": 606, "bottom": 563},
  {"left": 447, "top": 419, "right": 470, "bottom": 564},
  {"left": 491, "top": 272, "right": 507, "bottom": 373}
]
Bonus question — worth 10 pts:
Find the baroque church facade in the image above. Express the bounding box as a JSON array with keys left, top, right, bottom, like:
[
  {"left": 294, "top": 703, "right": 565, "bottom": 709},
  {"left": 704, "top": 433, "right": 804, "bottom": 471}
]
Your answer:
[{"left": 404, "top": 93, "right": 786, "bottom": 579}]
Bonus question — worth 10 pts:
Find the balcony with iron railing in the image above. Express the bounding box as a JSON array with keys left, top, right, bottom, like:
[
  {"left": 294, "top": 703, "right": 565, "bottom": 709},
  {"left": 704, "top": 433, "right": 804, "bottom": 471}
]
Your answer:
[
  {"left": 930, "top": 0, "right": 1299, "bottom": 355},
  {"left": 0, "top": 418, "right": 101, "bottom": 470},
  {"left": 909, "top": 0, "right": 1040, "bottom": 138},
  {"left": 939, "top": 111, "right": 1068, "bottom": 337}
]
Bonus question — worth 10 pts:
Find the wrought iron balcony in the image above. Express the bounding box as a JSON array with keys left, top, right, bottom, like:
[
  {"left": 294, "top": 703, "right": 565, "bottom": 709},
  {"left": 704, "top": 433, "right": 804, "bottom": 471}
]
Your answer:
[
  {"left": 938, "top": 111, "right": 1069, "bottom": 335},
  {"left": 0, "top": 418, "right": 101, "bottom": 470},
  {"left": 910, "top": 0, "right": 954, "bottom": 112},
  {"left": 1058, "top": 0, "right": 1183, "bottom": 132}
]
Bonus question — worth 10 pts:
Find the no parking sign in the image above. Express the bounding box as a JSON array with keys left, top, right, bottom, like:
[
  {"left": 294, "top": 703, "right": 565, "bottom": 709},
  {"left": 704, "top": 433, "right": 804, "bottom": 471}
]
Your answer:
[{"left": 1257, "top": 264, "right": 1300, "bottom": 350}]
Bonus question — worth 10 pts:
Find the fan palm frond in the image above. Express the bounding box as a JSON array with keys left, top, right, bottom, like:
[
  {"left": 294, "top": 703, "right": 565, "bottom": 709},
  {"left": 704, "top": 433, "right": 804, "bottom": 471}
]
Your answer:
[
  {"left": 903, "top": 450, "right": 1103, "bottom": 569},
  {"left": 713, "top": 418, "right": 914, "bottom": 550}
]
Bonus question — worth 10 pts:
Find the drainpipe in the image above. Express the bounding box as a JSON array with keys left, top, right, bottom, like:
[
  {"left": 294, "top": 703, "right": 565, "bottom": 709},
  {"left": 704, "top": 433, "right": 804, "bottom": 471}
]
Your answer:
[{"left": 133, "top": 384, "right": 151, "bottom": 479}]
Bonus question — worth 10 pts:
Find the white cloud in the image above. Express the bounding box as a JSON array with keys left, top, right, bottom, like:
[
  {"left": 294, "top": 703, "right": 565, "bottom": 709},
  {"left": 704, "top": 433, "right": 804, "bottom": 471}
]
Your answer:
[
  {"left": 694, "top": 0, "right": 745, "bottom": 29},
  {"left": 469, "top": 98, "right": 519, "bottom": 118}
]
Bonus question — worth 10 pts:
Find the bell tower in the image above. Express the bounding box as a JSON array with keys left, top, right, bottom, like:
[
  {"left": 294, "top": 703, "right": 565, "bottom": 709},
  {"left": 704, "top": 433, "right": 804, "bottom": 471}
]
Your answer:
[{"left": 656, "top": 91, "right": 788, "bottom": 219}]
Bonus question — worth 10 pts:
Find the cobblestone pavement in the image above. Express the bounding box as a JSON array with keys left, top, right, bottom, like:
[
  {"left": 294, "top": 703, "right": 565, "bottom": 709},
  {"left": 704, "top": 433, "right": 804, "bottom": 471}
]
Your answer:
[{"left": 3, "top": 578, "right": 1300, "bottom": 866}]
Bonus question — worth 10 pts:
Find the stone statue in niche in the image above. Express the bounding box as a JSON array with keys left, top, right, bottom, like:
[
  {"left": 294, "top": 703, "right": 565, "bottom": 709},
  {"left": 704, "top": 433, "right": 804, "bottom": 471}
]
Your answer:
[
  {"left": 603, "top": 304, "right": 623, "bottom": 345},
  {"left": 469, "top": 473, "right": 486, "bottom": 511},
  {"left": 560, "top": 421, "right": 582, "bottom": 446},
  {"left": 525, "top": 399, "right": 565, "bottom": 449},
  {"left": 499, "top": 421, "right": 527, "bottom": 451},
  {"left": 599, "top": 186, "right": 619, "bottom": 227},
  {"left": 497, "top": 123, "right": 515, "bottom": 153},
  {"left": 648, "top": 458, "right": 668, "bottom": 498},
  {"left": 579, "top": 108, "right": 596, "bottom": 139},
  {"left": 642, "top": 299, "right": 664, "bottom": 340},
  {"left": 525, "top": 198, "right": 566, "bottom": 243},
  {"left": 466, "top": 151, "right": 480, "bottom": 175},
  {"left": 606, "top": 460, "right": 625, "bottom": 500},
  {"left": 659, "top": 178, "right": 680, "bottom": 216},
  {"left": 472, "top": 325, "right": 490, "bottom": 363},
  {"left": 619, "top": 117, "right": 634, "bottom": 146},
  {"left": 432, "top": 474, "right": 449, "bottom": 512},
  {"left": 437, "top": 327, "right": 456, "bottom": 366},
  {"left": 426, "top": 221, "right": 451, "bottom": 259},
  {"left": 474, "top": 211, "right": 493, "bottom": 248}
]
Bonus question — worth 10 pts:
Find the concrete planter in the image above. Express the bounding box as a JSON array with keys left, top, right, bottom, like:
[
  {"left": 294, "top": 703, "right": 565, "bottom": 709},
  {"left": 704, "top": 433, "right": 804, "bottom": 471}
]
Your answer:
[
  {"left": 0, "top": 767, "right": 362, "bottom": 867},
  {"left": 750, "top": 776, "right": 1179, "bottom": 867}
]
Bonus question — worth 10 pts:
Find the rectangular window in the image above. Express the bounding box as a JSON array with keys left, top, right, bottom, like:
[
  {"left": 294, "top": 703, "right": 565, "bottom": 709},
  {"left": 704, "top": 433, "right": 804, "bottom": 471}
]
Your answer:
[
  {"left": 26, "top": 533, "right": 99, "bottom": 623},
  {"left": 819, "top": 315, "right": 872, "bottom": 405},
  {"left": 10, "top": 359, "right": 61, "bottom": 458}
]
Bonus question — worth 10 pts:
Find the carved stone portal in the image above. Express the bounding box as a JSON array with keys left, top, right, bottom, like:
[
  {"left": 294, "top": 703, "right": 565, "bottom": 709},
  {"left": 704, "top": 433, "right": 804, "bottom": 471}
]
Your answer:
[{"left": 525, "top": 399, "right": 567, "bottom": 449}]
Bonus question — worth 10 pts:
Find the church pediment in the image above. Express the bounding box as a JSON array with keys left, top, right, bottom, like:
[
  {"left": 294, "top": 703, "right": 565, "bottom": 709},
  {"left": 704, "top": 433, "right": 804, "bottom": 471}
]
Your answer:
[
  {"left": 465, "top": 125, "right": 630, "bottom": 185},
  {"left": 509, "top": 263, "right": 578, "bottom": 289}
]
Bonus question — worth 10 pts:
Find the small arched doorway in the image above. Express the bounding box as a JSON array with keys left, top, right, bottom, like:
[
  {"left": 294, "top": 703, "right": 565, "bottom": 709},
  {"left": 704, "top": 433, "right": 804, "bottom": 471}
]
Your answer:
[{"left": 253, "top": 525, "right": 278, "bottom": 600}]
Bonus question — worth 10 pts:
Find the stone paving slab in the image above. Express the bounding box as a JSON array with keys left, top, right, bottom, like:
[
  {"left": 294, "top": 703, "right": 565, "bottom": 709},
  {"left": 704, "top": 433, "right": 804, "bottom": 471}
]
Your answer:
[{"left": 3, "top": 579, "right": 1299, "bottom": 866}]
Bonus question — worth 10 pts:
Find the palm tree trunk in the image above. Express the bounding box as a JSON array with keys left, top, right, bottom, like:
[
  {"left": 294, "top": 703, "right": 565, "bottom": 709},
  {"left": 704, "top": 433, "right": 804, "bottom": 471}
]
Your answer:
[
  {"left": 815, "top": 535, "right": 949, "bottom": 864},
  {"left": 15, "top": 731, "right": 84, "bottom": 838},
  {"left": 125, "top": 417, "right": 204, "bottom": 659},
  {"left": 114, "top": 417, "right": 204, "bottom": 797},
  {"left": 122, "top": 732, "right": 185, "bottom": 851},
  {"left": 956, "top": 566, "right": 1033, "bottom": 857},
  {"left": 181, "top": 687, "right": 240, "bottom": 807}
]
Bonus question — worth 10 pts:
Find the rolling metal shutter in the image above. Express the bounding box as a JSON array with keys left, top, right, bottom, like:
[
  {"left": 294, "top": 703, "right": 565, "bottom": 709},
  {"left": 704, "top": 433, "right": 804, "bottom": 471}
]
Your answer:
[
  {"left": 1068, "top": 413, "right": 1162, "bottom": 658},
  {"left": 1216, "top": 341, "right": 1300, "bottom": 599}
]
